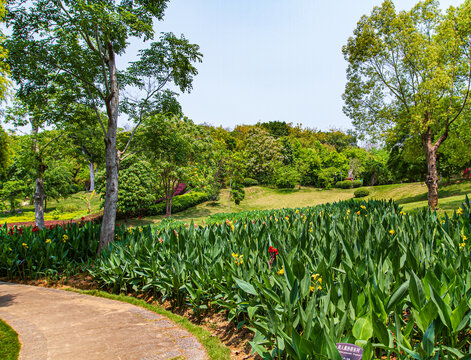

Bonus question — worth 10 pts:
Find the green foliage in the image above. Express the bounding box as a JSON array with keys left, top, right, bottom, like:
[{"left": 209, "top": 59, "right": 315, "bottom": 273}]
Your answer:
[
  {"left": 336, "top": 180, "right": 353, "bottom": 189},
  {"left": 354, "top": 188, "right": 370, "bottom": 198},
  {"left": 273, "top": 166, "right": 300, "bottom": 189},
  {"left": 118, "top": 160, "right": 155, "bottom": 217},
  {"left": 0, "top": 178, "right": 28, "bottom": 211},
  {"left": 57, "top": 204, "right": 80, "bottom": 213},
  {"left": 0, "top": 222, "right": 100, "bottom": 278},
  {"left": 2, "top": 197, "right": 471, "bottom": 358},
  {"left": 244, "top": 128, "right": 282, "bottom": 184},
  {"left": 88, "top": 198, "right": 471, "bottom": 359},
  {"left": 148, "top": 192, "right": 209, "bottom": 216},
  {"left": 0, "top": 126, "right": 9, "bottom": 172},
  {"left": 230, "top": 183, "right": 245, "bottom": 205},
  {"left": 242, "top": 178, "right": 259, "bottom": 186},
  {"left": 352, "top": 180, "right": 363, "bottom": 188},
  {"left": 43, "top": 163, "right": 76, "bottom": 202},
  {"left": 259, "top": 121, "right": 291, "bottom": 138}
]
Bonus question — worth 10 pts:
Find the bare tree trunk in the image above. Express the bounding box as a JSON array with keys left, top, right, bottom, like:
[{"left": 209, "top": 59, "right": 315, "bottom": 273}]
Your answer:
[
  {"left": 99, "top": 44, "right": 119, "bottom": 253},
  {"left": 82, "top": 146, "right": 95, "bottom": 192},
  {"left": 422, "top": 131, "right": 439, "bottom": 209},
  {"left": 33, "top": 125, "right": 45, "bottom": 228},
  {"left": 89, "top": 161, "right": 95, "bottom": 192}
]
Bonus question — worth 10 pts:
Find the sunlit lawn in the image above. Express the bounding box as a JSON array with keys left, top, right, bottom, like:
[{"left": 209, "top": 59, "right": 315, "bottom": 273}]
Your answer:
[
  {"left": 129, "top": 179, "right": 471, "bottom": 226},
  {"left": 0, "top": 191, "right": 102, "bottom": 224}
]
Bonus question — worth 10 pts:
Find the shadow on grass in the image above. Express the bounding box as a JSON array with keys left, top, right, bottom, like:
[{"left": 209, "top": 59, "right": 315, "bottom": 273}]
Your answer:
[{"left": 396, "top": 183, "right": 471, "bottom": 205}]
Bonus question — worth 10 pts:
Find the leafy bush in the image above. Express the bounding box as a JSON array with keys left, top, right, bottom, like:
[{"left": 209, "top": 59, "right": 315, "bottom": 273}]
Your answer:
[
  {"left": 147, "top": 191, "right": 208, "bottom": 215},
  {"left": 0, "top": 222, "right": 101, "bottom": 278},
  {"left": 91, "top": 197, "right": 471, "bottom": 359},
  {"left": 352, "top": 179, "right": 363, "bottom": 188},
  {"left": 354, "top": 188, "right": 370, "bottom": 198},
  {"left": 96, "top": 160, "right": 156, "bottom": 218},
  {"left": 273, "top": 166, "right": 300, "bottom": 189},
  {"left": 335, "top": 180, "right": 352, "bottom": 189},
  {"left": 231, "top": 183, "right": 245, "bottom": 205},
  {"left": 242, "top": 178, "right": 259, "bottom": 186}
]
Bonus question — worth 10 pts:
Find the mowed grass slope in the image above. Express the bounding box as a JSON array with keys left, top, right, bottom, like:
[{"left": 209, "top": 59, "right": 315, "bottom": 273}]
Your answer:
[
  {"left": 134, "top": 179, "right": 471, "bottom": 225},
  {"left": 0, "top": 192, "right": 102, "bottom": 224}
]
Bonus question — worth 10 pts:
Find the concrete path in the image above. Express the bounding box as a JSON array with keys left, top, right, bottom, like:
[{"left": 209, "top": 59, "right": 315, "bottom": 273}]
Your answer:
[{"left": 0, "top": 282, "right": 207, "bottom": 360}]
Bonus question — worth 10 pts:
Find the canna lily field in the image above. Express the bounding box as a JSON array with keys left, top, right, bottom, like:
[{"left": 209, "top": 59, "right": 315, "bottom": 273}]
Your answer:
[{"left": 1, "top": 198, "right": 471, "bottom": 359}]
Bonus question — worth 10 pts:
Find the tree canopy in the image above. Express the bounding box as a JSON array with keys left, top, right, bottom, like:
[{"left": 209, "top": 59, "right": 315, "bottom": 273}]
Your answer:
[{"left": 343, "top": 0, "right": 471, "bottom": 208}]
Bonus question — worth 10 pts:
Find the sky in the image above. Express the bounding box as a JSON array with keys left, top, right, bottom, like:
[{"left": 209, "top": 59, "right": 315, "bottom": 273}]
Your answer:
[{"left": 120, "top": 0, "right": 464, "bottom": 131}]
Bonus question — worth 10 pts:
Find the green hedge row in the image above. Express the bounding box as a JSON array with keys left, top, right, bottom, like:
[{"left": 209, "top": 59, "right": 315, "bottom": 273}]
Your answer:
[
  {"left": 335, "top": 180, "right": 363, "bottom": 189},
  {"left": 147, "top": 191, "right": 209, "bottom": 216},
  {"left": 242, "top": 178, "right": 259, "bottom": 186}
]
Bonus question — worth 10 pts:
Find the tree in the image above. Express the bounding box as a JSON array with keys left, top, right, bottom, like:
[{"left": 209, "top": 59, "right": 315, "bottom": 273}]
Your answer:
[
  {"left": 343, "top": 0, "right": 471, "bottom": 208},
  {"left": 138, "top": 114, "right": 208, "bottom": 217},
  {"left": 0, "top": 125, "right": 9, "bottom": 172},
  {"left": 225, "top": 152, "right": 246, "bottom": 212},
  {"left": 245, "top": 128, "right": 282, "bottom": 184},
  {"left": 6, "top": 0, "right": 202, "bottom": 250},
  {"left": 0, "top": 0, "right": 10, "bottom": 100}
]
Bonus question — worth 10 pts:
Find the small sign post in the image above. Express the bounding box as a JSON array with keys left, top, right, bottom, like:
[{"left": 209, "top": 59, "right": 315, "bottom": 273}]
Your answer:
[{"left": 336, "top": 343, "right": 363, "bottom": 360}]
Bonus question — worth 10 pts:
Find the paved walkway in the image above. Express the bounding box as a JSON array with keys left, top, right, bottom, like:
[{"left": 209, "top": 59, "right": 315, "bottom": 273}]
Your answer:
[{"left": 0, "top": 282, "right": 207, "bottom": 360}]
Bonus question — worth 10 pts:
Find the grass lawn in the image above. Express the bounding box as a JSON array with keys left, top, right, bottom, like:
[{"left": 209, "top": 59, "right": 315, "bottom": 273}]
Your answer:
[
  {"left": 0, "top": 191, "right": 102, "bottom": 224},
  {"left": 0, "top": 319, "right": 20, "bottom": 360},
  {"left": 130, "top": 179, "right": 471, "bottom": 226}
]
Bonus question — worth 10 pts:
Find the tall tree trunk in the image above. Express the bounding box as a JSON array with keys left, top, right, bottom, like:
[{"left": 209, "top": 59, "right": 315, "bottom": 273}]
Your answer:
[
  {"left": 422, "top": 131, "right": 439, "bottom": 209},
  {"left": 33, "top": 125, "right": 45, "bottom": 228},
  {"left": 99, "top": 44, "right": 119, "bottom": 253},
  {"left": 89, "top": 161, "right": 95, "bottom": 192},
  {"left": 82, "top": 146, "right": 95, "bottom": 192}
]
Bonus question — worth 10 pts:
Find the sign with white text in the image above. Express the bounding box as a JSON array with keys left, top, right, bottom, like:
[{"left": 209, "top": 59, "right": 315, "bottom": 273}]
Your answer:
[{"left": 336, "top": 343, "right": 363, "bottom": 360}]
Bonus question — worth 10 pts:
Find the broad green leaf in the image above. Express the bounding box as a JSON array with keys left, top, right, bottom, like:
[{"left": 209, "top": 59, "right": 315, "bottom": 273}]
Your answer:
[
  {"left": 233, "top": 277, "right": 258, "bottom": 296},
  {"left": 353, "top": 317, "right": 373, "bottom": 341}
]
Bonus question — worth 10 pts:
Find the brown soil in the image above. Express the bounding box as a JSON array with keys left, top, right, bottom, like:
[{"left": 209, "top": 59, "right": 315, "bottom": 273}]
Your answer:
[
  {"left": 5, "top": 212, "right": 103, "bottom": 229},
  {"left": 2, "top": 274, "right": 258, "bottom": 360}
]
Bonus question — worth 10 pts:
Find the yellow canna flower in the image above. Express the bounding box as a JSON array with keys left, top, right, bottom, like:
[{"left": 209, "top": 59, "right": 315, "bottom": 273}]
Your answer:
[
  {"left": 389, "top": 229, "right": 395, "bottom": 235},
  {"left": 457, "top": 208, "right": 463, "bottom": 215},
  {"left": 45, "top": 239, "right": 52, "bottom": 244},
  {"left": 278, "top": 266, "right": 284, "bottom": 275}
]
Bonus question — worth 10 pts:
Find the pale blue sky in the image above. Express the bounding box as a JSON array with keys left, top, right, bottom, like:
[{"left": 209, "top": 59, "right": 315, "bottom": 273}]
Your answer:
[{"left": 124, "top": 0, "right": 464, "bottom": 131}]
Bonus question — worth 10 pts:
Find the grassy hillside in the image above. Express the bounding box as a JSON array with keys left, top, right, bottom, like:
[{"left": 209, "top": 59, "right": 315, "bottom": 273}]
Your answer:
[
  {"left": 132, "top": 179, "right": 471, "bottom": 226},
  {"left": 0, "top": 192, "right": 101, "bottom": 224}
]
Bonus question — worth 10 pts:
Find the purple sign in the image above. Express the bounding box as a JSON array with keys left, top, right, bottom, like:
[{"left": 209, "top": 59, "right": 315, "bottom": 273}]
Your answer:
[{"left": 336, "top": 343, "right": 363, "bottom": 360}]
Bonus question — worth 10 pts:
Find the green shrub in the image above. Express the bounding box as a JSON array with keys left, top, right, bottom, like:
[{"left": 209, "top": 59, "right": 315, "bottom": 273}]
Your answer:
[
  {"left": 231, "top": 183, "right": 245, "bottom": 205},
  {"left": 352, "top": 180, "right": 363, "bottom": 188},
  {"left": 57, "top": 204, "right": 80, "bottom": 213},
  {"left": 354, "top": 188, "right": 370, "bottom": 198},
  {"left": 273, "top": 166, "right": 300, "bottom": 189},
  {"left": 242, "top": 178, "right": 259, "bottom": 186},
  {"left": 335, "top": 180, "right": 352, "bottom": 189},
  {"left": 148, "top": 191, "right": 208, "bottom": 215}
]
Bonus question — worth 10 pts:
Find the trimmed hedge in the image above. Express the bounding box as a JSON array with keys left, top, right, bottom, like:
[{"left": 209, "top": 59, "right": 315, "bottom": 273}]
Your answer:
[
  {"left": 242, "top": 178, "right": 259, "bottom": 186},
  {"left": 354, "top": 188, "right": 370, "bottom": 198},
  {"left": 335, "top": 180, "right": 352, "bottom": 189},
  {"left": 148, "top": 191, "right": 209, "bottom": 216},
  {"left": 352, "top": 180, "right": 363, "bottom": 188},
  {"left": 336, "top": 180, "right": 363, "bottom": 189}
]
